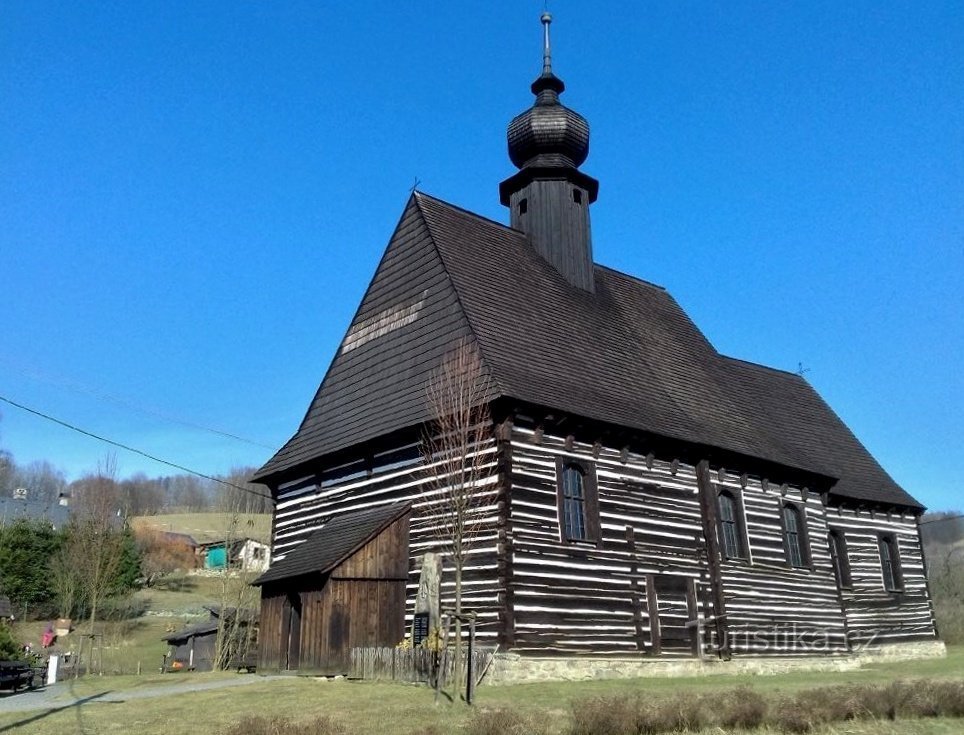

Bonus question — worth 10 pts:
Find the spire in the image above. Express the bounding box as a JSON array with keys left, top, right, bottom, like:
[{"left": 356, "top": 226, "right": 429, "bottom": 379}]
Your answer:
[
  {"left": 541, "top": 12, "right": 553, "bottom": 77},
  {"left": 531, "top": 12, "right": 565, "bottom": 97}
]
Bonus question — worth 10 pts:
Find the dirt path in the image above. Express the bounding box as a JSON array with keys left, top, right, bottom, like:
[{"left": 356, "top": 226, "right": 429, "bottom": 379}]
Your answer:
[{"left": 0, "top": 674, "right": 286, "bottom": 713}]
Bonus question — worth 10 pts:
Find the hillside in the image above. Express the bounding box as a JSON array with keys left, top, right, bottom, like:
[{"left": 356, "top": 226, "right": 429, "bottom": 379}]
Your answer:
[{"left": 131, "top": 512, "right": 272, "bottom": 544}]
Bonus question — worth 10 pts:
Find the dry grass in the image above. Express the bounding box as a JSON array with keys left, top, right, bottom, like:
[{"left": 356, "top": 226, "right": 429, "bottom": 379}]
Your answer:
[
  {"left": 220, "top": 714, "right": 349, "bottom": 735},
  {"left": 567, "top": 678, "right": 964, "bottom": 734},
  {"left": 0, "top": 648, "right": 961, "bottom": 735}
]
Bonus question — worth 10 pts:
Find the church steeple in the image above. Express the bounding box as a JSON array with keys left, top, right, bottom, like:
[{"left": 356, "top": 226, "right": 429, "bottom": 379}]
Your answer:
[{"left": 500, "top": 12, "right": 599, "bottom": 292}]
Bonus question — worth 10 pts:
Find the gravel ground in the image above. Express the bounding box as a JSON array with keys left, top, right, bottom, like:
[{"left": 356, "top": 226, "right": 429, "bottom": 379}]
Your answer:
[{"left": 0, "top": 674, "right": 286, "bottom": 713}]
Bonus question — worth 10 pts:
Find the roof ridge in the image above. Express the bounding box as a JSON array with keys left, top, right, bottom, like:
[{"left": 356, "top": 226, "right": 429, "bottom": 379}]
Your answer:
[
  {"left": 413, "top": 190, "right": 524, "bottom": 238},
  {"left": 593, "top": 262, "right": 668, "bottom": 292},
  {"left": 720, "top": 354, "right": 805, "bottom": 380},
  {"left": 413, "top": 192, "right": 510, "bottom": 400}
]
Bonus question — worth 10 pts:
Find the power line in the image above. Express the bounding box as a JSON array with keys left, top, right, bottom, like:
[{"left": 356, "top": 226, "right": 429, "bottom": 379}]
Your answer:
[
  {"left": 0, "top": 355, "right": 275, "bottom": 450},
  {"left": 920, "top": 513, "right": 964, "bottom": 525},
  {"left": 0, "top": 393, "right": 267, "bottom": 500}
]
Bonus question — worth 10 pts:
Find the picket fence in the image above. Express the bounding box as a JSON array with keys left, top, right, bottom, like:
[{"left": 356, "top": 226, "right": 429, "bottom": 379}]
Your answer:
[{"left": 349, "top": 646, "right": 495, "bottom": 685}]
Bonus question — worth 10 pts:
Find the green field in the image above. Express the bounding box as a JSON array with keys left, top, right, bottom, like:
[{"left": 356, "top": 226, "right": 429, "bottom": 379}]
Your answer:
[{"left": 0, "top": 647, "right": 961, "bottom": 734}]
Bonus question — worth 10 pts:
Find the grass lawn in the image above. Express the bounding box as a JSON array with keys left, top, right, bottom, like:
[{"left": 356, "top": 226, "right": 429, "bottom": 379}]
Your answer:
[{"left": 0, "top": 647, "right": 960, "bottom": 735}]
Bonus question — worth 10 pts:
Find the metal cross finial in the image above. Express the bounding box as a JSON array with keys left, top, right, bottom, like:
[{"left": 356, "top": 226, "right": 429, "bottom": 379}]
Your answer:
[{"left": 541, "top": 12, "right": 553, "bottom": 76}]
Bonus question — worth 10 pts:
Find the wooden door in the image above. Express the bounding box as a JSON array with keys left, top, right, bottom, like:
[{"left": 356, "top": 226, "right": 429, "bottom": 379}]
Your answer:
[
  {"left": 284, "top": 592, "right": 302, "bottom": 670},
  {"left": 647, "top": 575, "right": 698, "bottom": 656},
  {"left": 326, "top": 599, "right": 350, "bottom": 672}
]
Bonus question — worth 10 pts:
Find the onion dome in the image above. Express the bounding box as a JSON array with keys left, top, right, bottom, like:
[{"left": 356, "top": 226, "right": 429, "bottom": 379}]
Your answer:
[{"left": 507, "top": 13, "right": 590, "bottom": 170}]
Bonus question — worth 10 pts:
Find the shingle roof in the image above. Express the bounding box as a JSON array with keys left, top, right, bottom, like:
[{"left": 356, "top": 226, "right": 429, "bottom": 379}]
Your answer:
[
  {"left": 717, "top": 357, "right": 920, "bottom": 508},
  {"left": 0, "top": 498, "right": 70, "bottom": 529},
  {"left": 162, "top": 619, "right": 219, "bottom": 643},
  {"left": 253, "top": 504, "right": 410, "bottom": 586},
  {"left": 255, "top": 192, "right": 922, "bottom": 511}
]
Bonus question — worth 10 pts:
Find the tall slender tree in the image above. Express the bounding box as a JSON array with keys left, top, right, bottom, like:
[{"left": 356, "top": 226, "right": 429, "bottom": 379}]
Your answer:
[{"left": 421, "top": 338, "right": 494, "bottom": 700}]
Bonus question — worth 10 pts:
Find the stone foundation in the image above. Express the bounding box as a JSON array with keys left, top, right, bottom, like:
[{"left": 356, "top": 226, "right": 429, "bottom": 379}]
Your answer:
[{"left": 484, "top": 639, "right": 946, "bottom": 684}]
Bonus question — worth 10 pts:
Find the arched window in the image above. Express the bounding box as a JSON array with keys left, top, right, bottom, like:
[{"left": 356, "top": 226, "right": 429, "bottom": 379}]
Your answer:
[
  {"left": 781, "top": 503, "right": 808, "bottom": 568},
  {"left": 828, "top": 529, "right": 852, "bottom": 589},
  {"left": 718, "top": 490, "right": 745, "bottom": 559},
  {"left": 878, "top": 534, "right": 903, "bottom": 592},
  {"left": 561, "top": 464, "right": 587, "bottom": 541},
  {"left": 556, "top": 460, "right": 599, "bottom": 542}
]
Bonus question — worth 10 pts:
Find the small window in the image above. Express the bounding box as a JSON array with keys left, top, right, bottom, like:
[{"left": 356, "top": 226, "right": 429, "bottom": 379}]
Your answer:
[
  {"left": 717, "top": 490, "right": 746, "bottom": 560},
  {"left": 827, "top": 529, "right": 852, "bottom": 589},
  {"left": 556, "top": 460, "right": 599, "bottom": 543},
  {"left": 518, "top": 198, "right": 528, "bottom": 215},
  {"left": 781, "top": 503, "right": 809, "bottom": 568},
  {"left": 572, "top": 188, "right": 583, "bottom": 204},
  {"left": 878, "top": 534, "right": 903, "bottom": 592}
]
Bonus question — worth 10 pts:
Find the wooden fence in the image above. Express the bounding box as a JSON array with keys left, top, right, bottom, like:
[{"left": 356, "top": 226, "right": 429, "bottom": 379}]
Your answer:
[{"left": 349, "top": 646, "right": 495, "bottom": 685}]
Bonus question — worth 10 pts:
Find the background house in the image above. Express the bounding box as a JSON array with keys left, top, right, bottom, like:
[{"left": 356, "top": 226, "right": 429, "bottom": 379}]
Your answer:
[
  {"left": 198, "top": 538, "right": 270, "bottom": 573},
  {"left": 0, "top": 494, "right": 70, "bottom": 530},
  {"left": 162, "top": 605, "right": 257, "bottom": 672}
]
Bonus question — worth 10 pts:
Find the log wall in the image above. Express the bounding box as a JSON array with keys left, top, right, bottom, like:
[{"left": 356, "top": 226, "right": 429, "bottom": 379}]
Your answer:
[
  {"left": 505, "top": 417, "right": 936, "bottom": 657},
  {"left": 829, "top": 507, "right": 935, "bottom": 645},
  {"left": 507, "top": 421, "right": 712, "bottom": 656},
  {"left": 269, "top": 436, "right": 503, "bottom": 645},
  {"left": 263, "top": 413, "right": 936, "bottom": 662}
]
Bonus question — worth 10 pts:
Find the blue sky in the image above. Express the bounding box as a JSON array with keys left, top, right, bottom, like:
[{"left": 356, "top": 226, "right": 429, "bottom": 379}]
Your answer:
[{"left": 1, "top": 2, "right": 961, "bottom": 511}]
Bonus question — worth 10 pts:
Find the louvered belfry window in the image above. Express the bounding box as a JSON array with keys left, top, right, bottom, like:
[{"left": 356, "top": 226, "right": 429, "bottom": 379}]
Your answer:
[
  {"left": 718, "top": 490, "right": 743, "bottom": 559},
  {"left": 561, "top": 464, "right": 587, "bottom": 540},
  {"left": 782, "top": 504, "right": 806, "bottom": 568}
]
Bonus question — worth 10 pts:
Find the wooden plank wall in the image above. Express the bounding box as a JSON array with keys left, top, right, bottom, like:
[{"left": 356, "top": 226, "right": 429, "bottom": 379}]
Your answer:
[
  {"left": 269, "top": 436, "right": 503, "bottom": 645},
  {"left": 298, "top": 579, "right": 407, "bottom": 673},
  {"left": 258, "top": 592, "right": 286, "bottom": 670},
  {"left": 295, "top": 514, "right": 410, "bottom": 672}
]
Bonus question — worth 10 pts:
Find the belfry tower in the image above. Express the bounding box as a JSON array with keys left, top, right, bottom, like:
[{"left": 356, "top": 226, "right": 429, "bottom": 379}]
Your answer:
[{"left": 500, "top": 12, "right": 599, "bottom": 292}]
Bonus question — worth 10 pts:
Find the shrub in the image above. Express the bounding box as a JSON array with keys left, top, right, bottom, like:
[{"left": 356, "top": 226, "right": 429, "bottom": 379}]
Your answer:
[
  {"left": 0, "top": 623, "right": 22, "bottom": 660},
  {"left": 772, "top": 696, "right": 818, "bottom": 733},
  {"left": 933, "top": 680, "right": 964, "bottom": 717},
  {"left": 718, "top": 686, "right": 768, "bottom": 729},
  {"left": 569, "top": 692, "right": 712, "bottom": 735},
  {"left": 570, "top": 695, "right": 638, "bottom": 735}
]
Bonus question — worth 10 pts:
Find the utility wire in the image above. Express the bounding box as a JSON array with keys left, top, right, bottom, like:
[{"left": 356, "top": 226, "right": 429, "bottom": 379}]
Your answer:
[
  {"left": 5, "top": 391, "right": 952, "bottom": 519},
  {"left": 0, "top": 393, "right": 267, "bottom": 499},
  {"left": 0, "top": 355, "right": 275, "bottom": 450},
  {"left": 920, "top": 513, "right": 964, "bottom": 525}
]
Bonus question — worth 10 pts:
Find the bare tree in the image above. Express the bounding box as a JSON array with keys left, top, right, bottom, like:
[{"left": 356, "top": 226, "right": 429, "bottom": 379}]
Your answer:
[
  {"left": 212, "top": 467, "right": 267, "bottom": 669},
  {"left": 135, "top": 528, "right": 197, "bottom": 587},
  {"left": 421, "top": 338, "right": 494, "bottom": 700},
  {"left": 69, "top": 454, "right": 126, "bottom": 635},
  {"left": 49, "top": 542, "right": 79, "bottom": 619},
  {"left": 14, "top": 460, "right": 66, "bottom": 505}
]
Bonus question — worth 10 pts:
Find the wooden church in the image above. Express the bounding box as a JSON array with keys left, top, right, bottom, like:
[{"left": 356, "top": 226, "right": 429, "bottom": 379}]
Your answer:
[{"left": 252, "top": 14, "right": 939, "bottom": 675}]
